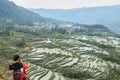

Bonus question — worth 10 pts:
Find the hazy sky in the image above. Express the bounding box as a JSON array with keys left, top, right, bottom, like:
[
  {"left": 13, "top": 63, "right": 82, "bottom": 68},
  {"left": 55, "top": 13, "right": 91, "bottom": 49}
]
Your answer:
[{"left": 10, "top": 0, "right": 120, "bottom": 9}]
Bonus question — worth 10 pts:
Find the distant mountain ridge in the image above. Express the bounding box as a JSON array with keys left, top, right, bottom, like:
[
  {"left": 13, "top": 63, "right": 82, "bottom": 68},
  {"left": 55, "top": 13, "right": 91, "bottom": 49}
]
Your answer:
[
  {"left": 29, "top": 5, "right": 120, "bottom": 33},
  {"left": 0, "top": 0, "right": 112, "bottom": 35},
  {"left": 0, "top": 0, "right": 65, "bottom": 27}
]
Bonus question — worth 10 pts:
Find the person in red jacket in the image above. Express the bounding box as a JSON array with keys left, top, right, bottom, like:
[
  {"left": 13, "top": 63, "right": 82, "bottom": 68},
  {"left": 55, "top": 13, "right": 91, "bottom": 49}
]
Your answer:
[{"left": 9, "top": 54, "right": 28, "bottom": 80}]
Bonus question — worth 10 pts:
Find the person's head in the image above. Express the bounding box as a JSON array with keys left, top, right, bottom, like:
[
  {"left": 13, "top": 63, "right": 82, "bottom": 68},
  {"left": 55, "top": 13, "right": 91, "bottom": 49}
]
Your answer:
[{"left": 13, "top": 54, "right": 20, "bottom": 61}]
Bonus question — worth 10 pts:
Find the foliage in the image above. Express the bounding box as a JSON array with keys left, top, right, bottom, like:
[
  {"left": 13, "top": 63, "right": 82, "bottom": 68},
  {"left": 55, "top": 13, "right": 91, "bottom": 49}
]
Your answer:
[
  {"left": 62, "top": 70, "right": 93, "bottom": 79},
  {"left": 99, "top": 68, "right": 120, "bottom": 80}
]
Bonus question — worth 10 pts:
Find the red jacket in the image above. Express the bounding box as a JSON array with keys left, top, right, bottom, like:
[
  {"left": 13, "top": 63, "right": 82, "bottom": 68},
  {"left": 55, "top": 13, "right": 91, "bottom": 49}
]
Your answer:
[{"left": 21, "top": 62, "right": 28, "bottom": 79}]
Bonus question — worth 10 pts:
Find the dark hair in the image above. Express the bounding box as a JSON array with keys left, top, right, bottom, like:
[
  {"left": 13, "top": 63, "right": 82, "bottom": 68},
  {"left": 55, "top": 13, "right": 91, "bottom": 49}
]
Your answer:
[{"left": 13, "top": 54, "right": 20, "bottom": 61}]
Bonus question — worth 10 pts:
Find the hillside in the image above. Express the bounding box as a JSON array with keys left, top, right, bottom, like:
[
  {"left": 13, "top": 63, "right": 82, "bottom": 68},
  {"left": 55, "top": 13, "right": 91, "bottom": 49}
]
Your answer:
[
  {"left": 0, "top": 0, "right": 66, "bottom": 28},
  {"left": 0, "top": 0, "right": 112, "bottom": 36},
  {"left": 0, "top": 0, "right": 120, "bottom": 80},
  {"left": 0, "top": 0, "right": 39, "bottom": 26},
  {"left": 29, "top": 5, "right": 120, "bottom": 33}
]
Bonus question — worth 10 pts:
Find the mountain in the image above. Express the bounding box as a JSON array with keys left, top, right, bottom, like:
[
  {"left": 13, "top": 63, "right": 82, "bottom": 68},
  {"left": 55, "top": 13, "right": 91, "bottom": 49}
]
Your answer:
[
  {"left": 29, "top": 5, "right": 120, "bottom": 33},
  {"left": 0, "top": 0, "right": 65, "bottom": 28},
  {"left": 0, "top": 0, "right": 39, "bottom": 26},
  {"left": 0, "top": 0, "right": 112, "bottom": 35}
]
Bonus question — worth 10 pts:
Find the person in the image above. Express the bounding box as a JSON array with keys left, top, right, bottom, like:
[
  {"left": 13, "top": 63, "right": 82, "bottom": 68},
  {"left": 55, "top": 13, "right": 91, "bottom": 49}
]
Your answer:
[{"left": 9, "top": 54, "right": 28, "bottom": 80}]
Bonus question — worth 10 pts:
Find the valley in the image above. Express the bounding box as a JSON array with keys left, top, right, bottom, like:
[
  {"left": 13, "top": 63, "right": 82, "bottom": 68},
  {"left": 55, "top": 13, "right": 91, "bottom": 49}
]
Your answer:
[{"left": 0, "top": 0, "right": 120, "bottom": 80}]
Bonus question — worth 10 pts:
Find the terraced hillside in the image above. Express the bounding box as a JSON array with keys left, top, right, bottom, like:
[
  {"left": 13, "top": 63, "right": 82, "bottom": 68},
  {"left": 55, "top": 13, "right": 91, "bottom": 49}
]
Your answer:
[
  {"left": 0, "top": 0, "right": 119, "bottom": 80},
  {"left": 23, "top": 35, "right": 120, "bottom": 80}
]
